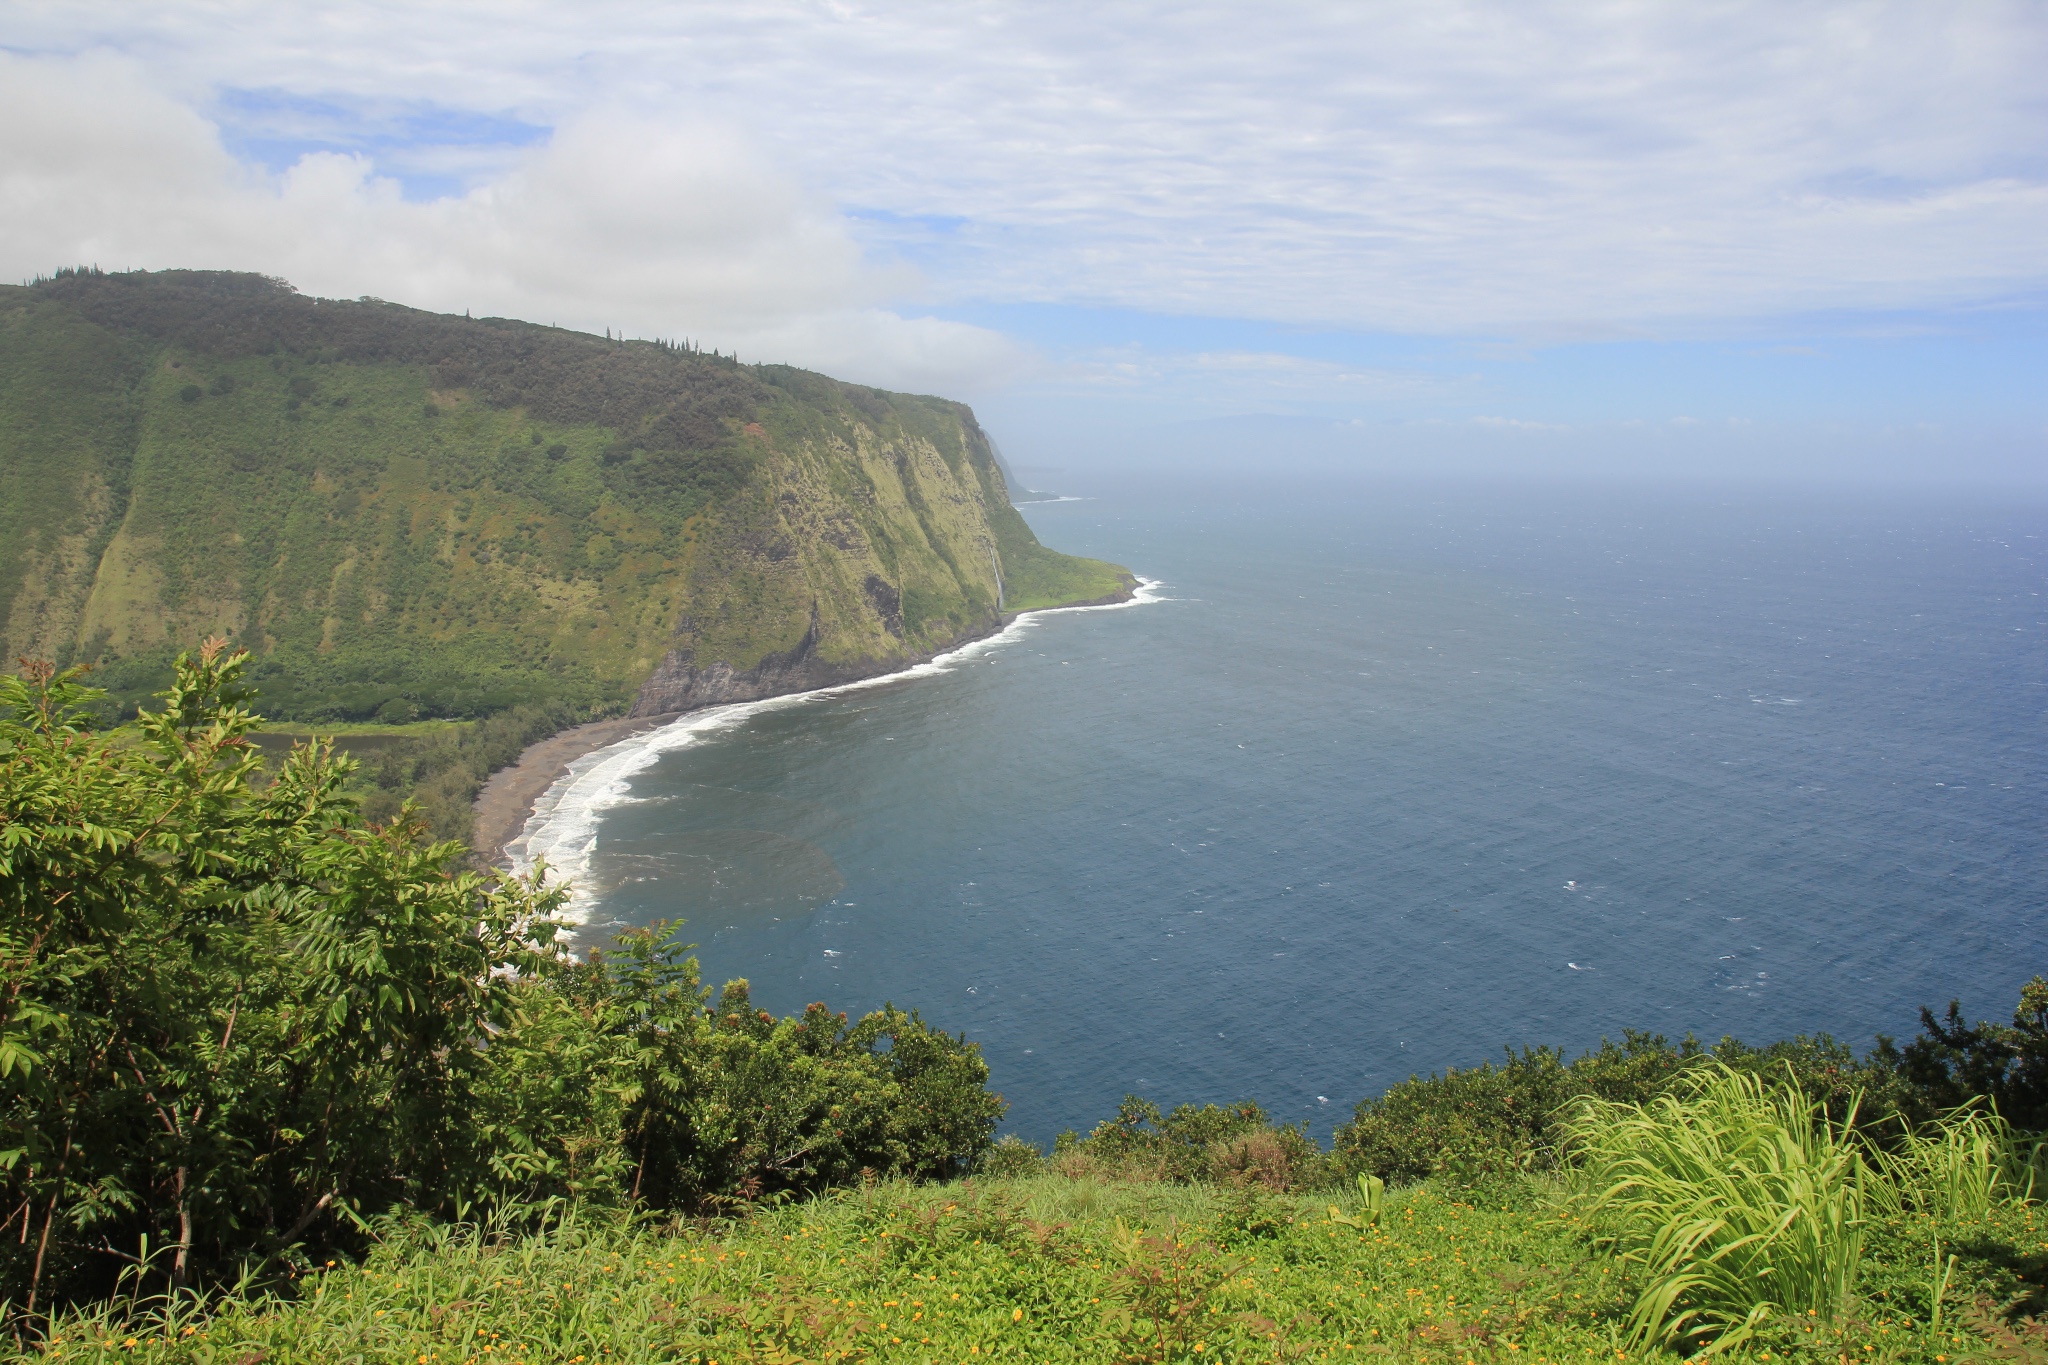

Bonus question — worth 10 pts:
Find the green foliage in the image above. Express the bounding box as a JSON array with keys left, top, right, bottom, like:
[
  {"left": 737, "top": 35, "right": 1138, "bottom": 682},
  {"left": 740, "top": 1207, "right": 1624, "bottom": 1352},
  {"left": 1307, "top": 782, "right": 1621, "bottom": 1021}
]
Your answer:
[
  {"left": 979, "top": 1133, "right": 1048, "bottom": 1179},
  {"left": 1100, "top": 1218, "right": 1248, "bottom": 1363},
  {"left": 16, "top": 1171, "right": 2038, "bottom": 1365},
  {"left": 1327, "top": 1172, "right": 1387, "bottom": 1230},
  {"left": 1565, "top": 1065, "right": 1870, "bottom": 1353},
  {"left": 1335, "top": 1029, "right": 1907, "bottom": 1186},
  {"left": 0, "top": 644, "right": 563, "bottom": 1310},
  {"left": 1876, "top": 977, "right": 2048, "bottom": 1132},
  {"left": 480, "top": 932, "right": 1004, "bottom": 1213},
  {"left": 1059, "top": 1096, "right": 1332, "bottom": 1190},
  {"left": 0, "top": 653, "right": 1001, "bottom": 1320}
]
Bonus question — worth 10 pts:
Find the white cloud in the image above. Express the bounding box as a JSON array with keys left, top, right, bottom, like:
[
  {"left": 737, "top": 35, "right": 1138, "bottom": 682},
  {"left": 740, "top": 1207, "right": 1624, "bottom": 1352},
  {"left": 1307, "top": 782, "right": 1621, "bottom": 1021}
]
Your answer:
[
  {"left": 737, "top": 310, "right": 1032, "bottom": 395},
  {"left": 9, "top": 1, "right": 2045, "bottom": 338},
  {"left": 0, "top": 50, "right": 1023, "bottom": 390}
]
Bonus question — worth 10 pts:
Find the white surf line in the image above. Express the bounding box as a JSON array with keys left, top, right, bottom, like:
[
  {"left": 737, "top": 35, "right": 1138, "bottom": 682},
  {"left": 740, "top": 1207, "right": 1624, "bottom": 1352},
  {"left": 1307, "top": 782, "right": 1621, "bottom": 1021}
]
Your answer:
[{"left": 509, "top": 577, "right": 1168, "bottom": 919}]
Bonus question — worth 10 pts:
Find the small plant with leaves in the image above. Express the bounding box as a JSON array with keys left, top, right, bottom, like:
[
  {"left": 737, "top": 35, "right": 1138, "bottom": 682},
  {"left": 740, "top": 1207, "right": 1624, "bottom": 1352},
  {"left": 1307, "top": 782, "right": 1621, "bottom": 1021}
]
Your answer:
[
  {"left": 1328, "top": 1172, "right": 1386, "bottom": 1229},
  {"left": 1102, "top": 1218, "right": 1247, "bottom": 1364}
]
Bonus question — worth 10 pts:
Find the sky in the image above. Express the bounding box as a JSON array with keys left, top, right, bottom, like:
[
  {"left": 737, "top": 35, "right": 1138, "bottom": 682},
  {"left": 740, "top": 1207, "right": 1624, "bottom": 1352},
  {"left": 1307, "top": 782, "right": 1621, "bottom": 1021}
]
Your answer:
[{"left": 3, "top": 1, "right": 2045, "bottom": 482}]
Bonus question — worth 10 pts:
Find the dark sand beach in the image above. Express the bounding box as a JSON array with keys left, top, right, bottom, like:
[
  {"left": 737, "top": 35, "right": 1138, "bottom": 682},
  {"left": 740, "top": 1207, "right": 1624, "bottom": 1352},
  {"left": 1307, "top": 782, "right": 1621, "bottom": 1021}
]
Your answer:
[
  {"left": 472, "top": 712, "right": 679, "bottom": 867},
  {"left": 474, "top": 583, "right": 1137, "bottom": 867}
]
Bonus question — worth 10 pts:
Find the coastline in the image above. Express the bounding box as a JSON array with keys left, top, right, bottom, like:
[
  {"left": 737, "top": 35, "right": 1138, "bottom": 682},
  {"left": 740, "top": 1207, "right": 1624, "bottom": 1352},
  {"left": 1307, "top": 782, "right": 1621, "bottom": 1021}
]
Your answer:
[
  {"left": 473, "top": 713, "right": 683, "bottom": 869},
  {"left": 474, "top": 576, "right": 1140, "bottom": 868}
]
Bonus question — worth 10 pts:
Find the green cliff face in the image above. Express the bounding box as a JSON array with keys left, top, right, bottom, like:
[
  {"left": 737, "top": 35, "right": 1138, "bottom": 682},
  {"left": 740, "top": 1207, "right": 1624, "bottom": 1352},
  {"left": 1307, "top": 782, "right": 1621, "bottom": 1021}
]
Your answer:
[{"left": 0, "top": 269, "right": 1130, "bottom": 723}]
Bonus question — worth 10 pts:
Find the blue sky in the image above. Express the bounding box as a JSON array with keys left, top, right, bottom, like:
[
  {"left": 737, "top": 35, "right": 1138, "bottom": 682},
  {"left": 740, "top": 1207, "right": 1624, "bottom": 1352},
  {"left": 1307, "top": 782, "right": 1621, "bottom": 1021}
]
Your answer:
[{"left": 3, "top": 1, "right": 2044, "bottom": 481}]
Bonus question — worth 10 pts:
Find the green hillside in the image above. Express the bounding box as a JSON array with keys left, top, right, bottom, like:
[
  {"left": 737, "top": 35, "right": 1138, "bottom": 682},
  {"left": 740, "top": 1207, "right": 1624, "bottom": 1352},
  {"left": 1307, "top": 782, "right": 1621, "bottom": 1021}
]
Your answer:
[{"left": 0, "top": 268, "right": 1129, "bottom": 725}]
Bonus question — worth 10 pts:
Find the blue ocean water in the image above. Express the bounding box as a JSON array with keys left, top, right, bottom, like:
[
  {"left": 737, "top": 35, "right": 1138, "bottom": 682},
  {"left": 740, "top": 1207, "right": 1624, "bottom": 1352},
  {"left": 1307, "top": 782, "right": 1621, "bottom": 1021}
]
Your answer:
[{"left": 522, "top": 477, "right": 2045, "bottom": 1144}]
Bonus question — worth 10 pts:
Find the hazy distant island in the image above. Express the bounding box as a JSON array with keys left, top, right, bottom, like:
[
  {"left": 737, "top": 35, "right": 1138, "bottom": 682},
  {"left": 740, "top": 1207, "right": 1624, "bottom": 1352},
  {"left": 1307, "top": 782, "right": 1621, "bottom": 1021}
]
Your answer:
[{"left": 0, "top": 267, "right": 1132, "bottom": 853}]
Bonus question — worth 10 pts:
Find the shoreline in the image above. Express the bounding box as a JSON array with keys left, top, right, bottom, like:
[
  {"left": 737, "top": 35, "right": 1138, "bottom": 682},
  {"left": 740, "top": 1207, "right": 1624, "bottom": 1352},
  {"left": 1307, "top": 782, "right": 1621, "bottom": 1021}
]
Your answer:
[
  {"left": 473, "top": 577, "right": 1140, "bottom": 867},
  {"left": 473, "top": 712, "right": 684, "bottom": 869}
]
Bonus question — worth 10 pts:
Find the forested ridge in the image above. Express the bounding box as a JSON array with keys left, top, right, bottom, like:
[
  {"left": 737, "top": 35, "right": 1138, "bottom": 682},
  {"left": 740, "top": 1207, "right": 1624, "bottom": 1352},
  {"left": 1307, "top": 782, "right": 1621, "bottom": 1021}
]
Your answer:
[{"left": 0, "top": 267, "right": 1126, "bottom": 731}]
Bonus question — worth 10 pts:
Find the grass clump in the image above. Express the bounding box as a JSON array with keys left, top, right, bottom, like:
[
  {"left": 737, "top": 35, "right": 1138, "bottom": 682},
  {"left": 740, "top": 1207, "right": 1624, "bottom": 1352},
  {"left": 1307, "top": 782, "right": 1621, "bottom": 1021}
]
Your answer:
[
  {"left": 1868, "top": 1104, "right": 2046, "bottom": 1223},
  {"left": 1566, "top": 1065, "right": 1869, "bottom": 1352},
  {"left": 1564, "top": 1065, "right": 2048, "bottom": 1357}
]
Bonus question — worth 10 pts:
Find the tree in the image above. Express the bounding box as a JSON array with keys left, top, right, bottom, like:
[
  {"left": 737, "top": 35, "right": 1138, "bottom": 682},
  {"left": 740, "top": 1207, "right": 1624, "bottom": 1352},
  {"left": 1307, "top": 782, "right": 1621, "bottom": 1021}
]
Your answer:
[
  {"left": 1878, "top": 977, "right": 2048, "bottom": 1131},
  {"left": 1, "top": 644, "right": 1003, "bottom": 1317},
  {"left": 0, "top": 642, "right": 562, "bottom": 1309}
]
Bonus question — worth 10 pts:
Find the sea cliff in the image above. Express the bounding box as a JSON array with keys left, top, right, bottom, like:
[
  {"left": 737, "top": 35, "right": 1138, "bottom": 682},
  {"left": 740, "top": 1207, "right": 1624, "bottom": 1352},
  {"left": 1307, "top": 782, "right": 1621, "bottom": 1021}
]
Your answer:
[{"left": 0, "top": 268, "right": 1130, "bottom": 729}]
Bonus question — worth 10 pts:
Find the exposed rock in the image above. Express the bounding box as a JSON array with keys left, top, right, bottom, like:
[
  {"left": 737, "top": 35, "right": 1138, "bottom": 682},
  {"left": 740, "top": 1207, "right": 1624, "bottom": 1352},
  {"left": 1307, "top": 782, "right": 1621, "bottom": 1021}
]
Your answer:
[{"left": 627, "top": 574, "right": 1137, "bottom": 717}]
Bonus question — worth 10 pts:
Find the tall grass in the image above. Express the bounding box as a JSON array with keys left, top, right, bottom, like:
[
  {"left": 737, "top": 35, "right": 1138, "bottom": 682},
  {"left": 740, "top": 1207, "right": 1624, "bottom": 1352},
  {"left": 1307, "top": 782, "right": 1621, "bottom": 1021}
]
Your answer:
[
  {"left": 1867, "top": 1104, "right": 2046, "bottom": 1222},
  {"left": 1565, "top": 1064, "right": 1867, "bottom": 1354}
]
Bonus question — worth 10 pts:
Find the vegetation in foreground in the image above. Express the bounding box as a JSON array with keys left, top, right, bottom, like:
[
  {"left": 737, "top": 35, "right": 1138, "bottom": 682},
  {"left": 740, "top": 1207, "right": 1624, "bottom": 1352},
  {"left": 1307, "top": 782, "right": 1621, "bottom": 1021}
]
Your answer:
[
  {"left": 7, "top": 649, "right": 2048, "bottom": 1361},
  {"left": 2, "top": 650, "right": 1000, "bottom": 1320},
  {"left": 12, "top": 1161, "right": 2044, "bottom": 1364}
]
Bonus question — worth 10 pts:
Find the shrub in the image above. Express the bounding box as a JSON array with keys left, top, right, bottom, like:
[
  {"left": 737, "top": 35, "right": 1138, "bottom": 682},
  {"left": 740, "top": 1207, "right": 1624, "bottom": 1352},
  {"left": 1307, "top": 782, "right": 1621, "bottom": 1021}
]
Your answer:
[
  {"left": 0, "top": 651, "right": 1004, "bottom": 1312},
  {"left": 1336, "top": 1033, "right": 1693, "bottom": 1183},
  {"left": 1102, "top": 1219, "right": 1248, "bottom": 1364},
  {"left": 0, "top": 645, "right": 563, "bottom": 1308},
  {"left": 1336, "top": 1029, "right": 1911, "bottom": 1186},
  {"left": 1876, "top": 977, "right": 2048, "bottom": 1131},
  {"left": 980, "top": 1133, "right": 1048, "bottom": 1178},
  {"left": 478, "top": 929, "right": 1003, "bottom": 1212},
  {"left": 1059, "top": 1096, "right": 1330, "bottom": 1191}
]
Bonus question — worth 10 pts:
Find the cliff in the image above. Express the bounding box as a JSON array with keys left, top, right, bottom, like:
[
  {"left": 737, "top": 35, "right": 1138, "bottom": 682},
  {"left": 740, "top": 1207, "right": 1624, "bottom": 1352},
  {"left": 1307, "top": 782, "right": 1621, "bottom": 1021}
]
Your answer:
[{"left": 0, "top": 269, "right": 1130, "bottom": 724}]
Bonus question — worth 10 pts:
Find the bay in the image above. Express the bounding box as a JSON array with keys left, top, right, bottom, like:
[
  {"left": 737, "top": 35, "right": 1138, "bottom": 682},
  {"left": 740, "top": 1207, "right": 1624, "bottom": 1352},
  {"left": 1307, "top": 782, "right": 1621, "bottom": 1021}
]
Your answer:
[{"left": 528, "top": 475, "right": 2046, "bottom": 1143}]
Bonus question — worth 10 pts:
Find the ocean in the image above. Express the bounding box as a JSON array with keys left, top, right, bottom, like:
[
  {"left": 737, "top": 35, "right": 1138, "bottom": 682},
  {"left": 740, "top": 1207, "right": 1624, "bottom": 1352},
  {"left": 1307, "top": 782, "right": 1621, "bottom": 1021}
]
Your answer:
[{"left": 514, "top": 475, "right": 2045, "bottom": 1144}]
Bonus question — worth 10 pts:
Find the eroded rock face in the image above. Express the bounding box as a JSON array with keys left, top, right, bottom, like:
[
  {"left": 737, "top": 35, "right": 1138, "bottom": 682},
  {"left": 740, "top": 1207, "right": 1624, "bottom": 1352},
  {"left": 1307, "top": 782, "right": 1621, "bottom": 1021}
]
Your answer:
[
  {"left": 630, "top": 605, "right": 835, "bottom": 713},
  {"left": 629, "top": 600, "right": 988, "bottom": 715},
  {"left": 627, "top": 578, "right": 1137, "bottom": 717}
]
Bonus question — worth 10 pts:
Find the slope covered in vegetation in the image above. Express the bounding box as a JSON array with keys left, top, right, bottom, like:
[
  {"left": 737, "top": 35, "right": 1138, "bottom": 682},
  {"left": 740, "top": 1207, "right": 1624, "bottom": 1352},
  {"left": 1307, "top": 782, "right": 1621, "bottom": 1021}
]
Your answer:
[
  {"left": 17, "top": 1171, "right": 2039, "bottom": 1365},
  {"left": 0, "top": 268, "right": 1128, "bottom": 726}
]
